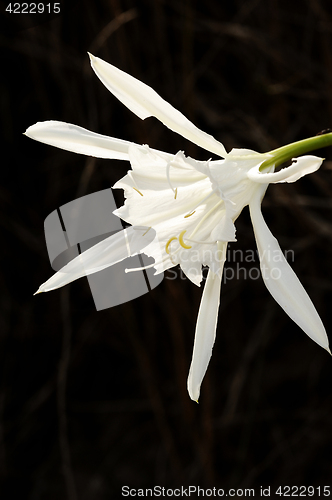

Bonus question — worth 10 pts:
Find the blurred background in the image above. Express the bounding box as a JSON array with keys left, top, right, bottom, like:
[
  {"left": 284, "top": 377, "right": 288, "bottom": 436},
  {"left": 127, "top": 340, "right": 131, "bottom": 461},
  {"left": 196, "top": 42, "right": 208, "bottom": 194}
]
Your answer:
[{"left": 1, "top": 0, "right": 332, "bottom": 498}]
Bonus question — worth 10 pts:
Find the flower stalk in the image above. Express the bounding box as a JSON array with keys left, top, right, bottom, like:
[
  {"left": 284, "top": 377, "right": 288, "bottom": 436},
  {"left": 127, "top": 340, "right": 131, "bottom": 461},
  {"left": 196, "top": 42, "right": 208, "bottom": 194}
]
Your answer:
[{"left": 262, "top": 132, "right": 332, "bottom": 171}]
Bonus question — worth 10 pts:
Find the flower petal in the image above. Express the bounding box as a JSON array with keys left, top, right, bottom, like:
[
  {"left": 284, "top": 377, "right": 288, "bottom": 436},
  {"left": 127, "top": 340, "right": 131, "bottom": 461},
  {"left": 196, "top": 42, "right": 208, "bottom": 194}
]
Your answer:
[
  {"left": 187, "top": 244, "right": 226, "bottom": 402},
  {"left": 180, "top": 252, "right": 203, "bottom": 286},
  {"left": 25, "top": 121, "right": 134, "bottom": 160},
  {"left": 249, "top": 188, "right": 330, "bottom": 353},
  {"left": 89, "top": 53, "right": 227, "bottom": 158},
  {"left": 24, "top": 121, "right": 173, "bottom": 162},
  {"left": 247, "top": 155, "right": 323, "bottom": 183},
  {"left": 35, "top": 226, "right": 156, "bottom": 293},
  {"left": 211, "top": 214, "right": 237, "bottom": 242},
  {"left": 114, "top": 145, "right": 205, "bottom": 194}
]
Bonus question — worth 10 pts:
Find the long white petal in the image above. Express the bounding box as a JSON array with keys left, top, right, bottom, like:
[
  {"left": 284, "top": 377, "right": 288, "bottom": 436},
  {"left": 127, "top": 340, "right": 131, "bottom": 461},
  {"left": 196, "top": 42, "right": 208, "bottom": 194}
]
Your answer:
[
  {"left": 25, "top": 121, "right": 173, "bottom": 163},
  {"left": 25, "top": 121, "right": 134, "bottom": 160},
  {"left": 35, "top": 226, "right": 155, "bottom": 293},
  {"left": 89, "top": 53, "right": 227, "bottom": 158},
  {"left": 247, "top": 155, "right": 322, "bottom": 183},
  {"left": 187, "top": 245, "right": 226, "bottom": 401},
  {"left": 249, "top": 188, "right": 330, "bottom": 352}
]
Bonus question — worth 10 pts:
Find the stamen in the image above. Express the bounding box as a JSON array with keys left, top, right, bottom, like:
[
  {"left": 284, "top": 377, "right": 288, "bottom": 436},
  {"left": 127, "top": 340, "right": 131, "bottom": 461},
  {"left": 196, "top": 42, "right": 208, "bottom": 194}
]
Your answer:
[
  {"left": 174, "top": 187, "right": 178, "bottom": 200},
  {"left": 184, "top": 188, "right": 219, "bottom": 216},
  {"left": 133, "top": 187, "right": 143, "bottom": 196},
  {"left": 203, "top": 164, "right": 237, "bottom": 207},
  {"left": 126, "top": 254, "right": 172, "bottom": 273},
  {"left": 143, "top": 226, "right": 152, "bottom": 236},
  {"left": 166, "top": 160, "right": 176, "bottom": 195},
  {"left": 187, "top": 237, "right": 215, "bottom": 245},
  {"left": 125, "top": 261, "right": 158, "bottom": 273},
  {"left": 184, "top": 210, "right": 196, "bottom": 218},
  {"left": 179, "top": 230, "right": 192, "bottom": 249},
  {"left": 188, "top": 200, "right": 224, "bottom": 240},
  {"left": 205, "top": 161, "right": 234, "bottom": 205},
  {"left": 165, "top": 236, "right": 178, "bottom": 254},
  {"left": 127, "top": 171, "right": 143, "bottom": 195}
]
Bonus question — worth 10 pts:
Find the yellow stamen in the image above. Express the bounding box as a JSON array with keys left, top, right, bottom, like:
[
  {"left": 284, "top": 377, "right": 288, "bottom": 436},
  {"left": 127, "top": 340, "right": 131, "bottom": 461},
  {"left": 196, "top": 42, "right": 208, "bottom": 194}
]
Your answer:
[
  {"left": 174, "top": 187, "right": 178, "bottom": 199},
  {"left": 143, "top": 227, "right": 151, "bottom": 236},
  {"left": 133, "top": 187, "right": 143, "bottom": 196},
  {"left": 184, "top": 210, "right": 196, "bottom": 218},
  {"left": 188, "top": 200, "right": 223, "bottom": 241},
  {"left": 179, "top": 230, "right": 192, "bottom": 249},
  {"left": 165, "top": 236, "right": 178, "bottom": 254}
]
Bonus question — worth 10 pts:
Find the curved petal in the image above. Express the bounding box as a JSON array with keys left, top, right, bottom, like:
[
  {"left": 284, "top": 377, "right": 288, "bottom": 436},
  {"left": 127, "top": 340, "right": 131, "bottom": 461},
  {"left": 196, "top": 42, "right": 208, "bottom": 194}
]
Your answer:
[
  {"left": 89, "top": 53, "right": 227, "bottom": 158},
  {"left": 187, "top": 244, "right": 226, "bottom": 402},
  {"left": 114, "top": 145, "right": 206, "bottom": 194},
  {"left": 180, "top": 253, "right": 203, "bottom": 287},
  {"left": 35, "top": 226, "right": 156, "bottom": 293},
  {"left": 247, "top": 155, "right": 322, "bottom": 184},
  {"left": 25, "top": 121, "right": 135, "bottom": 160},
  {"left": 249, "top": 188, "right": 330, "bottom": 353},
  {"left": 25, "top": 121, "right": 173, "bottom": 162}
]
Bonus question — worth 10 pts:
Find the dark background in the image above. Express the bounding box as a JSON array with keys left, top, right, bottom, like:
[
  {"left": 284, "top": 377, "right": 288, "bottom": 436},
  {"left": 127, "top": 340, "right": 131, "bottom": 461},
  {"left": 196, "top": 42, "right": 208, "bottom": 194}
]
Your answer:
[{"left": 1, "top": 0, "right": 332, "bottom": 498}]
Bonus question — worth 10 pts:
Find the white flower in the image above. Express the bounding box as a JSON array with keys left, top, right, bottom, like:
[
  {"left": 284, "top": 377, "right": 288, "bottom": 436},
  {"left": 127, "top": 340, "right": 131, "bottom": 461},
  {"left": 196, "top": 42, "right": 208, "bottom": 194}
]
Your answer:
[{"left": 25, "top": 54, "right": 331, "bottom": 402}]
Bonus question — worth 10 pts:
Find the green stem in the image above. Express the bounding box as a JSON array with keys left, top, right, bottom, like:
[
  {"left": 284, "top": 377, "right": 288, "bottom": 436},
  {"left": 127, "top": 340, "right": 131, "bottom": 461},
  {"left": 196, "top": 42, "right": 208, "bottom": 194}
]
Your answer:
[{"left": 261, "top": 132, "right": 332, "bottom": 171}]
